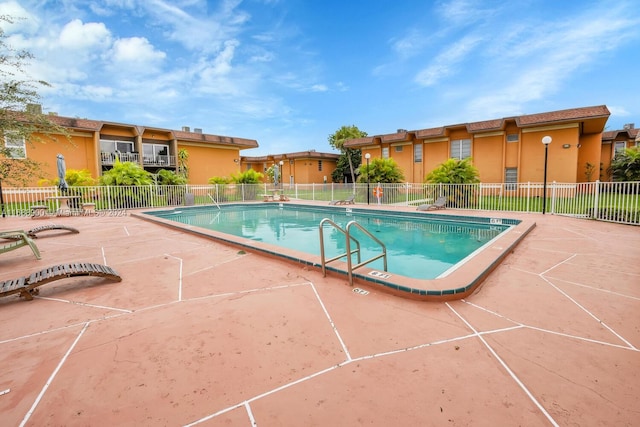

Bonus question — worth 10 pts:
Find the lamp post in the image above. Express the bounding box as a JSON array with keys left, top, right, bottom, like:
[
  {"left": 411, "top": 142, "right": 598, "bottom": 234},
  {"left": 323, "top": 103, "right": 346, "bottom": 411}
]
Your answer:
[
  {"left": 279, "top": 160, "right": 284, "bottom": 189},
  {"left": 365, "top": 153, "right": 371, "bottom": 205},
  {"left": 541, "top": 136, "right": 552, "bottom": 214}
]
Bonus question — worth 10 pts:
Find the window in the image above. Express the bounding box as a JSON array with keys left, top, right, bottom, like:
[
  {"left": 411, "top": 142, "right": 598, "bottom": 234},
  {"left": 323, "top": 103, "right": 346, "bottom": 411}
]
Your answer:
[
  {"left": 506, "top": 134, "right": 519, "bottom": 142},
  {"left": 414, "top": 143, "right": 422, "bottom": 163},
  {"left": 394, "top": 146, "right": 403, "bottom": 152},
  {"left": 318, "top": 160, "right": 323, "bottom": 171},
  {"left": 614, "top": 141, "right": 626, "bottom": 156},
  {"left": 382, "top": 147, "right": 389, "bottom": 159},
  {"left": 3, "top": 133, "right": 26, "bottom": 158},
  {"left": 450, "top": 139, "right": 471, "bottom": 159},
  {"left": 505, "top": 168, "right": 517, "bottom": 190},
  {"left": 143, "top": 143, "right": 169, "bottom": 164},
  {"left": 100, "top": 139, "right": 134, "bottom": 154}
]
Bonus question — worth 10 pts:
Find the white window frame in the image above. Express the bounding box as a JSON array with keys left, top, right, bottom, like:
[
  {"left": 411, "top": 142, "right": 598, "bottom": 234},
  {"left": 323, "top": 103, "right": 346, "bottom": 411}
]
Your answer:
[
  {"left": 614, "top": 141, "right": 626, "bottom": 156},
  {"left": 382, "top": 147, "right": 389, "bottom": 159},
  {"left": 414, "top": 143, "right": 422, "bottom": 163},
  {"left": 100, "top": 139, "right": 134, "bottom": 154},
  {"left": 506, "top": 134, "right": 519, "bottom": 142},
  {"left": 505, "top": 168, "right": 518, "bottom": 190},
  {"left": 4, "top": 132, "right": 26, "bottom": 159},
  {"left": 450, "top": 139, "right": 471, "bottom": 159}
]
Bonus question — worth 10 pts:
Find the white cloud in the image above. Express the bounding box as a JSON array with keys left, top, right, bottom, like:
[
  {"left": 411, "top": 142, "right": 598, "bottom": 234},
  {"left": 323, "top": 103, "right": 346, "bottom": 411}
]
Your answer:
[
  {"left": 607, "top": 106, "right": 631, "bottom": 117},
  {"left": 390, "top": 29, "right": 430, "bottom": 59},
  {"left": 414, "top": 35, "right": 482, "bottom": 86},
  {"left": 111, "top": 37, "right": 166, "bottom": 65},
  {"left": 436, "top": 0, "right": 495, "bottom": 26},
  {"left": 463, "top": 4, "right": 640, "bottom": 119},
  {"left": 0, "top": 0, "right": 39, "bottom": 34},
  {"left": 310, "top": 84, "right": 327, "bottom": 92},
  {"left": 58, "top": 19, "right": 111, "bottom": 51}
]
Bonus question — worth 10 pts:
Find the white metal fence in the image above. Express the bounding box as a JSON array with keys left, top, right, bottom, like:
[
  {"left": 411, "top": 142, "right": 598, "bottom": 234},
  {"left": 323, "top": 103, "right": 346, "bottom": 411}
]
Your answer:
[{"left": 1, "top": 181, "right": 638, "bottom": 225}]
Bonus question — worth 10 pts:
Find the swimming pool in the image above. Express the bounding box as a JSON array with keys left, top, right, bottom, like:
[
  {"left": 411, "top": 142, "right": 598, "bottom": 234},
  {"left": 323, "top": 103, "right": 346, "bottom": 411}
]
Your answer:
[
  {"left": 145, "top": 204, "right": 509, "bottom": 279},
  {"left": 137, "top": 203, "right": 534, "bottom": 300}
]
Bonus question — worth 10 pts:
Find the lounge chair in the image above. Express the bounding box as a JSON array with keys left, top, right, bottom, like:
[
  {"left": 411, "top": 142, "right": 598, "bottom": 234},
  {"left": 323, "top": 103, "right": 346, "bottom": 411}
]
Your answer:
[
  {"left": 0, "top": 262, "right": 122, "bottom": 301},
  {"left": 329, "top": 194, "right": 355, "bottom": 205},
  {"left": 26, "top": 224, "right": 79, "bottom": 238},
  {"left": 417, "top": 196, "right": 447, "bottom": 211},
  {"left": 1, "top": 224, "right": 79, "bottom": 241},
  {"left": 0, "top": 230, "right": 41, "bottom": 260}
]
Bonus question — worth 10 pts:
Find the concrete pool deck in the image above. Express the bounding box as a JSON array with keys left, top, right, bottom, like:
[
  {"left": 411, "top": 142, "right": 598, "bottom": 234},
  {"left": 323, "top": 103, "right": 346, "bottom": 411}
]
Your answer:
[{"left": 0, "top": 207, "right": 638, "bottom": 426}]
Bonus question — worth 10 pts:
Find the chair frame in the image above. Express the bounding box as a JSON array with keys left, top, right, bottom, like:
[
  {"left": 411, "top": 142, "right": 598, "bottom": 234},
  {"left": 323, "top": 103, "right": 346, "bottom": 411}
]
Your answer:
[{"left": 0, "top": 230, "right": 41, "bottom": 259}]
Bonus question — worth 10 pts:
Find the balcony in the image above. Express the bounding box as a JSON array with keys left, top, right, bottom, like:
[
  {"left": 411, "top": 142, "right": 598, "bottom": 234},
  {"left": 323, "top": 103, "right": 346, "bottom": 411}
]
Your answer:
[
  {"left": 100, "top": 152, "right": 176, "bottom": 167},
  {"left": 100, "top": 152, "right": 140, "bottom": 165},
  {"left": 143, "top": 154, "right": 176, "bottom": 167}
]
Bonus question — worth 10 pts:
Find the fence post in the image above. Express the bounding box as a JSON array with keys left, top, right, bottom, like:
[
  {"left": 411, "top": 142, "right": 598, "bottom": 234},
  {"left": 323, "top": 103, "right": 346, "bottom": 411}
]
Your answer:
[
  {"left": 593, "top": 180, "right": 600, "bottom": 220},
  {"left": 550, "top": 181, "right": 557, "bottom": 214}
]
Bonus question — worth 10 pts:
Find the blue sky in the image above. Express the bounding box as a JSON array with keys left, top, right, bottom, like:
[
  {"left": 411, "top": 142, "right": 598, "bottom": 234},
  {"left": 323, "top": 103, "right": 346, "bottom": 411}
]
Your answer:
[{"left": 3, "top": 0, "right": 639, "bottom": 156}]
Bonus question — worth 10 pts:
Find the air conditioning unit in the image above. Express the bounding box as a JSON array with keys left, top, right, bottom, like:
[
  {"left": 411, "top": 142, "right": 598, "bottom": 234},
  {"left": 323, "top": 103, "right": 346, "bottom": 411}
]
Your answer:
[
  {"left": 182, "top": 126, "right": 190, "bottom": 132},
  {"left": 194, "top": 128, "right": 202, "bottom": 133}
]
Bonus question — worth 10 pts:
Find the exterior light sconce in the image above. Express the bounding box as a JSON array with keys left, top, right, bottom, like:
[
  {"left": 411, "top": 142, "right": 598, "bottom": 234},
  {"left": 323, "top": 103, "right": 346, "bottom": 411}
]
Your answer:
[
  {"left": 234, "top": 159, "right": 239, "bottom": 163},
  {"left": 562, "top": 144, "right": 571, "bottom": 149}
]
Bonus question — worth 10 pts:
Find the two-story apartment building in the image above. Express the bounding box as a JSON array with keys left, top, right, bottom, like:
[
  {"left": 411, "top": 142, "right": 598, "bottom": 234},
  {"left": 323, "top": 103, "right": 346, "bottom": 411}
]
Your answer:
[
  {"left": 3, "top": 109, "right": 342, "bottom": 186},
  {"left": 242, "top": 151, "right": 340, "bottom": 186},
  {"left": 344, "top": 105, "right": 614, "bottom": 184}
]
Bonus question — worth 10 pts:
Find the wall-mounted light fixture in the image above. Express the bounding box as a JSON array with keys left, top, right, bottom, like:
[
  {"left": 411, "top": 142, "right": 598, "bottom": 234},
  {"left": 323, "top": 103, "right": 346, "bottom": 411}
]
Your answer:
[
  {"left": 561, "top": 143, "right": 581, "bottom": 149},
  {"left": 233, "top": 158, "right": 239, "bottom": 163}
]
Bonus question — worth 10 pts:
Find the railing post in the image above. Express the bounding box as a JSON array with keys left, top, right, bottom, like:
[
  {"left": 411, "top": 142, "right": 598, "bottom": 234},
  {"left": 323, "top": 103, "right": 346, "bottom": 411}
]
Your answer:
[
  {"left": 593, "top": 180, "right": 600, "bottom": 220},
  {"left": 550, "top": 181, "right": 557, "bottom": 214}
]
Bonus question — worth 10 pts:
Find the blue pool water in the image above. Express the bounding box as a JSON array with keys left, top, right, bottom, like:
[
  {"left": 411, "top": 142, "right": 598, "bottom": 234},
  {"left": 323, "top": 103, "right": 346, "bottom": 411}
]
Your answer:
[{"left": 145, "top": 204, "right": 515, "bottom": 280}]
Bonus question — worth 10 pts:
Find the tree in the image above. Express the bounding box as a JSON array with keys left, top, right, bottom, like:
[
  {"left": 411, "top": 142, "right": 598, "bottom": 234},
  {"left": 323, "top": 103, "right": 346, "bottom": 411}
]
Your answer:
[
  {"left": 0, "top": 15, "right": 69, "bottom": 159},
  {"left": 38, "top": 168, "right": 97, "bottom": 187},
  {"left": 425, "top": 158, "right": 480, "bottom": 184},
  {"left": 177, "top": 149, "right": 189, "bottom": 179},
  {"left": 99, "top": 160, "right": 153, "bottom": 186},
  {"left": 609, "top": 147, "right": 640, "bottom": 182},
  {"left": 154, "top": 169, "right": 187, "bottom": 185},
  {"left": 99, "top": 160, "right": 153, "bottom": 208},
  {"left": 425, "top": 158, "right": 480, "bottom": 208},
  {"left": 0, "top": 14, "right": 70, "bottom": 216},
  {"left": 230, "top": 169, "right": 263, "bottom": 184},
  {"left": 328, "top": 125, "right": 366, "bottom": 183},
  {"left": 358, "top": 157, "right": 404, "bottom": 183},
  {"left": 331, "top": 152, "right": 362, "bottom": 183}
]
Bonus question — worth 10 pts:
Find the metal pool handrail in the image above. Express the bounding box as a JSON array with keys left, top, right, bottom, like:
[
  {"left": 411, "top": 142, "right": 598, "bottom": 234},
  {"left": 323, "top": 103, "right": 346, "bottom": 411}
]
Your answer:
[
  {"left": 345, "top": 220, "right": 388, "bottom": 286},
  {"left": 319, "top": 218, "right": 361, "bottom": 278},
  {"left": 319, "top": 218, "right": 388, "bottom": 286},
  {"left": 207, "top": 193, "right": 221, "bottom": 209}
]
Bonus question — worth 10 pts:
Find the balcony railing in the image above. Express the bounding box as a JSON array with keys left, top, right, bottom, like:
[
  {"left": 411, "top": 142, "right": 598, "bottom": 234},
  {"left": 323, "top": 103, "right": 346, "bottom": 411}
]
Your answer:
[
  {"left": 100, "top": 152, "right": 176, "bottom": 167},
  {"left": 142, "top": 155, "right": 175, "bottom": 167},
  {"left": 100, "top": 152, "right": 140, "bottom": 165}
]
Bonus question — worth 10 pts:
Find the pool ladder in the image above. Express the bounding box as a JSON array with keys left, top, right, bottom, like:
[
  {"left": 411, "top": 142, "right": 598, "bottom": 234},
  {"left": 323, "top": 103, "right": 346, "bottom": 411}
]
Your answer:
[{"left": 319, "top": 218, "right": 388, "bottom": 286}]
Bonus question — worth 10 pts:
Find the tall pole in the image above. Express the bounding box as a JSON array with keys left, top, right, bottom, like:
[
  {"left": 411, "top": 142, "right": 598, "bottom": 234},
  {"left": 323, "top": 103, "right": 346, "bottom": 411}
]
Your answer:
[
  {"left": 365, "top": 153, "right": 370, "bottom": 205},
  {"left": 0, "top": 179, "right": 5, "bottom": 218},
  {"left": 542, "top": 136, "right": 552, "bottom": 215}
]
